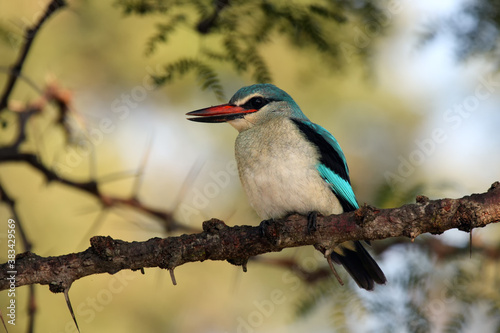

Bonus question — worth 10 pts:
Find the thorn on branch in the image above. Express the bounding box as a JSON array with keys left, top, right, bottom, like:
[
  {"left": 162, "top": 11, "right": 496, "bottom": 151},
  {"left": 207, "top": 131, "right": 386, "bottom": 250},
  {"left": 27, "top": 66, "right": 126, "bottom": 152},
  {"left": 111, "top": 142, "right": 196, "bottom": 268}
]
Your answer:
[
  {"left": 227, "top": 257, "right": 249, "bottom": 272},
  {"left": 242, "top": 260, "right": 248, "bottom": 272},
  {"left": 0, "top": 310, "right": 8, "bottom": 333},
  {"left": 469, "top": 229, "right": 473, "bottom": 258},
  {"left": 169, "top": 269, "right": 177, "bottom": 285},
  {"left": 64, "top": 287, "right": 80, "bottom": 333}
]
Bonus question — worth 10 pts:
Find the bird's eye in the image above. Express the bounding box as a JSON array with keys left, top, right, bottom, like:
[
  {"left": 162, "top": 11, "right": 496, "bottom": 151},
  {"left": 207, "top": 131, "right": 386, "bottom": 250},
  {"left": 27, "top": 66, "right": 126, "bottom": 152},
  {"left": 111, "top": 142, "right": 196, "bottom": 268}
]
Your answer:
[
  {"left": 245, "top": 96, "right": 268, "bottom": 110},
  {"left": 252, "top": 97, "right": 264, "bottom": 108}
]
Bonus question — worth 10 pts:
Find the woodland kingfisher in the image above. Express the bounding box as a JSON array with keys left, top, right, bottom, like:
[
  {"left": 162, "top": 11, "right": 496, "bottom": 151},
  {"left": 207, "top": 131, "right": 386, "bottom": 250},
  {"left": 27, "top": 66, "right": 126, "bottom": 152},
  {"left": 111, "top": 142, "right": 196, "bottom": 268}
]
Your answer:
[{"left": 186, "top": 83, "right": 386, "bottom": 290}]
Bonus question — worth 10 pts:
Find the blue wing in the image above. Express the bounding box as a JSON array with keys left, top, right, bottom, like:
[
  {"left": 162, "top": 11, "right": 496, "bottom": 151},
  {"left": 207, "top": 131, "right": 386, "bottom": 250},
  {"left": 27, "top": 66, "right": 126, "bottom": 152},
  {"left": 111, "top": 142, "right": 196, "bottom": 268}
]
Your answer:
[
  {"left": 291, "top": 119, "right": 358, "bottom": 212},
  {"left": 291, "top": 119, "right": 386, "bottom": 290}
]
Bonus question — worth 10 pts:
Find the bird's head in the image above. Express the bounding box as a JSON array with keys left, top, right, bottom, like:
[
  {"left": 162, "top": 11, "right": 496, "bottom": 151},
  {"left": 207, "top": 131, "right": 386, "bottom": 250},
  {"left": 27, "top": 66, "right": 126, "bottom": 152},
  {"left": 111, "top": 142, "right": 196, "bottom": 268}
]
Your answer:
[{"left": 186, "top": 84, "right": 307, "bottom": 132}]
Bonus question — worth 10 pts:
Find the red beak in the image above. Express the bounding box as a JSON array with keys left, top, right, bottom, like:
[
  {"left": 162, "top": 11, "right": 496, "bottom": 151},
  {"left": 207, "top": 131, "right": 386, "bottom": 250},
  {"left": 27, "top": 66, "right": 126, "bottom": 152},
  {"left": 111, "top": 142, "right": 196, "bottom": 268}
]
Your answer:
[{"left": 186, "top": 104, "right": 257, "bottom": 123}]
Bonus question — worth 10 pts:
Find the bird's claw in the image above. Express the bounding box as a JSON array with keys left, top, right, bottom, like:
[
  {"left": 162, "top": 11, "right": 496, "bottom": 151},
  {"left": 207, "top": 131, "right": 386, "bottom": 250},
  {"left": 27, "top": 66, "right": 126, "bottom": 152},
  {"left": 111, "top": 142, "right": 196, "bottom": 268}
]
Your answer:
[
  {"left": 307, "top": 211, "right": 318, "bottom": 234},
  {"left": 259, "top": 219, "right": 273, "bottom": 237}
]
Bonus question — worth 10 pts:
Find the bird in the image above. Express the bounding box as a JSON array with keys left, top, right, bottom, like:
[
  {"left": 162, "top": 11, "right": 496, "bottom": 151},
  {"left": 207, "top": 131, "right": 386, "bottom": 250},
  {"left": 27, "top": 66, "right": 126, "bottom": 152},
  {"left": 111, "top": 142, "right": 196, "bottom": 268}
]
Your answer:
[{"left": 186, "top": 83, "right": 386, "bottom": 290}]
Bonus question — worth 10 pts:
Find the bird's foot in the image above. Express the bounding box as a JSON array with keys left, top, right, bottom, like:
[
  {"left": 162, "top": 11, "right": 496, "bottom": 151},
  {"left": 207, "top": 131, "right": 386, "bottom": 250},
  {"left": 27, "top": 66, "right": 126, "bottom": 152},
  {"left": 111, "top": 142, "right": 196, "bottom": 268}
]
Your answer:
[
  {"left": 259, "top": 219, "right": 274, "bottom": 237},
  {"left": 307, "top": 211, "right": 318, "bottom": 234}
]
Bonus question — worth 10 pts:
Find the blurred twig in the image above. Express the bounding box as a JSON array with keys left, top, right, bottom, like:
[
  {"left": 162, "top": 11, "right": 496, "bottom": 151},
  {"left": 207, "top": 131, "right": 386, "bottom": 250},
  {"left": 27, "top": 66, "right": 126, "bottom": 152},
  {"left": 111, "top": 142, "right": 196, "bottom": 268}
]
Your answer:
[
  {"left": 0, "top": 0, "right": 67, "bottom": 111},
  {"left": 254, "top": 256, "right": 331, "bottom": 284},
  {"left": 0, "top": 82, "right": 197, "bottom": 235},
  {"left": 0, "top": 182, "right": 37, "bottom": 333},
  {"left": 0, "top": 2, "right": 199, "bottom": 328},
  {"left": 0, "top": 2, "right": 67, "bottom": 331}
]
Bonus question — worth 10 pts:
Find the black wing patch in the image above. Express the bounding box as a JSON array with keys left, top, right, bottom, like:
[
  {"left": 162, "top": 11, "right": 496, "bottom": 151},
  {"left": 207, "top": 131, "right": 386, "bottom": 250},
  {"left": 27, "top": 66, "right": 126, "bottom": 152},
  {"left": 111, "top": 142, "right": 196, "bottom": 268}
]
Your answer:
[
  {"left": 291, "top": 119, "right": 350, "bottom": 183},
  {"left": 291, "top": 118, "right": 357, "bottom": 212}
]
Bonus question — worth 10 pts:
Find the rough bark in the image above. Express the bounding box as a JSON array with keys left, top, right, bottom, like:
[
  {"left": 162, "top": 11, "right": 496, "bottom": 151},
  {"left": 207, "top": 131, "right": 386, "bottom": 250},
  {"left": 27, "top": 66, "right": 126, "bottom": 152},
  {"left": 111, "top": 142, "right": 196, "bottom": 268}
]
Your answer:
[{"left": 1, "top": 182, "right": 499, "bottom": 292}]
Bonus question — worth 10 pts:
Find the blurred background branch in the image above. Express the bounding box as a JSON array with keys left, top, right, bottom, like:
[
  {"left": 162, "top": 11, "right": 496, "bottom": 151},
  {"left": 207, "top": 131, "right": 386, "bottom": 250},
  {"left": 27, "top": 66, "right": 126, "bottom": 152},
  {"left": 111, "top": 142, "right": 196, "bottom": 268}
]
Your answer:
[
  {"left": 1, "top": 0, "right": 500, "bottom": 332},
  {"left": 0, "top": 0, "right": 66, "bottom": 111}
]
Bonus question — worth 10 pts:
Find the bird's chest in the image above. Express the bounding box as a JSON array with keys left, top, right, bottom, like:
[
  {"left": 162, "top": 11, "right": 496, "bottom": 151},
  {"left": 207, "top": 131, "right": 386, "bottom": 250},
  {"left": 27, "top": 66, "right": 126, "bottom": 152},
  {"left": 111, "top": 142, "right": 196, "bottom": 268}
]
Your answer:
[
  {"left": 236, "top": 134, "right": 313, "bottom": 186},
  {"left": 236, "top": 122, "right": 315, "bottom": 178},
  {"left": 234, "top": 122, "right": 335, "bottom": 219}
]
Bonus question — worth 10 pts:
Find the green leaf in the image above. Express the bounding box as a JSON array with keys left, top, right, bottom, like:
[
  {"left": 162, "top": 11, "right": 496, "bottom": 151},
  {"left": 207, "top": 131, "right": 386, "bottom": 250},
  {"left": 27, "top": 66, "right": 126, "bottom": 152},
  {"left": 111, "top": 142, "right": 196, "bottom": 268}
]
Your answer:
[{"left": 152, "top": 58, "right": 225, "bottom": 100}]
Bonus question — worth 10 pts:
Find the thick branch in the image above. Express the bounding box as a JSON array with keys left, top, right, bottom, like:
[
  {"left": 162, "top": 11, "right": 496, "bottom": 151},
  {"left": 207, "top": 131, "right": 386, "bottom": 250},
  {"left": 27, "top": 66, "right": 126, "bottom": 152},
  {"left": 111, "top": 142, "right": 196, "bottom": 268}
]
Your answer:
[{"left": 1, "top": 182, "right": 499, "bottom": 292}]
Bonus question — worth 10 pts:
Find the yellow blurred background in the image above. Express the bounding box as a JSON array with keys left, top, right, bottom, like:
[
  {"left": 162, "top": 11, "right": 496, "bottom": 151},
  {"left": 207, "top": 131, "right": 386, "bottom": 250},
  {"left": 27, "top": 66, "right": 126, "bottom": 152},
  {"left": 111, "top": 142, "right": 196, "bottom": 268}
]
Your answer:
[{"left": 1, "top": 1, "right": 500, "bottom": 332}]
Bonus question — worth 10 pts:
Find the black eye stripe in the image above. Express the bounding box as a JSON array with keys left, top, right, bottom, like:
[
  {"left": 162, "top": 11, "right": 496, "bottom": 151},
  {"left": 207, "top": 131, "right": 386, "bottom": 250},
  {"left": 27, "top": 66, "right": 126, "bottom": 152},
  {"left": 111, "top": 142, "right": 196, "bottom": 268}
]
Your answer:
[{"left": 242, "top": 96, "right": 272, "bottom": 110}]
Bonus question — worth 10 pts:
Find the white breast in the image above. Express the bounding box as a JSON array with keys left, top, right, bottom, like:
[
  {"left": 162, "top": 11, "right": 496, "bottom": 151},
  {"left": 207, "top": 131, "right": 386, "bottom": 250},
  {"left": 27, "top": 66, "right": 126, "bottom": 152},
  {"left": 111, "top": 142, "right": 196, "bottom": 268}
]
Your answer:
[{"left": 235, "top": 119, "right": 343, "bottom": 220}]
